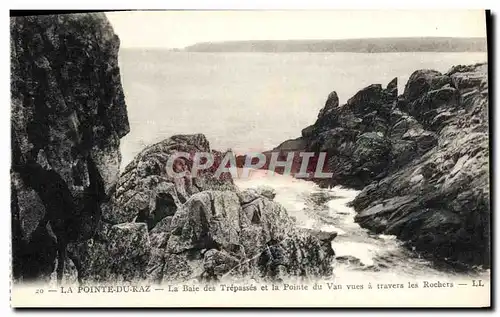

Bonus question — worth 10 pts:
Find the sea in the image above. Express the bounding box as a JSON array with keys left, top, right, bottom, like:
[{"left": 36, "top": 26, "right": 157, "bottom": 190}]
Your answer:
[{"left": 118, "top": 50, "right": 489, "bottom": 283}]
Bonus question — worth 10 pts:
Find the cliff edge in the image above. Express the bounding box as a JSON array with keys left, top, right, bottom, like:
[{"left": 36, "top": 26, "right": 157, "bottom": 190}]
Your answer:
[
  {"left": 271, "top": 62, "right": 489, "bottom": 269},
  {"left": 10, "top": 13, "right": 129, "bottom": 282}
]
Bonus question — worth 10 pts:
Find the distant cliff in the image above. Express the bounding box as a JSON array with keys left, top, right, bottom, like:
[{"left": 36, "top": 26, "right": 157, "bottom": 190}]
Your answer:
[{"left": 184, "top": 37, "right": 487, "bottom": 53}]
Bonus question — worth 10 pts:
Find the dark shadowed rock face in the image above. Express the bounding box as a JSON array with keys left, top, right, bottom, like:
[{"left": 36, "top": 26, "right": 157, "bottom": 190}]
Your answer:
[{"left": 11, "top": 13, "right": 129, "bottom": 282}]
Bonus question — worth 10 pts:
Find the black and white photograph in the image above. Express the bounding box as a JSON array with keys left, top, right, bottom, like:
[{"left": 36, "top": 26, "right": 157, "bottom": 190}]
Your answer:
[{"left": 9, "top": 9, "right": 491, "bottom": 307}]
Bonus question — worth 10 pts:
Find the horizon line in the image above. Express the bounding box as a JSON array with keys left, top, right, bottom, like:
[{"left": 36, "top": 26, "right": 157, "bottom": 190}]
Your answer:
[{"left": 118, "top": 36, "right": 487, "bottom": 50}]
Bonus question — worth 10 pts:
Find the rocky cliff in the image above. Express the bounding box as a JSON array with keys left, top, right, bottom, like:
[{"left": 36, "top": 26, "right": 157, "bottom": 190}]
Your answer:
[
  {"left": 10, "top": 13, "right": 337, "bottom": 284},
  {"left": 272, "top": 63, "right": 490, "bottom": 269},
  {"left": 11, "top": 13, "right": 129, "bottom": 282},
  {"left": 52, "top": 134, "right": 337, "bottom": 284}
]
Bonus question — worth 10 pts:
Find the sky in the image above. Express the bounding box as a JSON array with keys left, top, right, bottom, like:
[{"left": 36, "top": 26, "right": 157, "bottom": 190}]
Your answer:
[{"left": 106, "top": 10, "right": 487, "bottom": 49}]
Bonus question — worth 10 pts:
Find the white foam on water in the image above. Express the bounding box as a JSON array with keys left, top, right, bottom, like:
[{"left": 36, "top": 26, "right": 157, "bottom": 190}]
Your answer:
[
  {"left": 236, "top": 171, "right": 377, "bottom": 264},
  {"left": 378, "top": 234, "right": 397, "bottom": 241},
  {"left": 332, "top": 241, "right": 377, "bottom": 266},
  {"left": 234, "top": 168, "right": 490, "bottom": 281}
]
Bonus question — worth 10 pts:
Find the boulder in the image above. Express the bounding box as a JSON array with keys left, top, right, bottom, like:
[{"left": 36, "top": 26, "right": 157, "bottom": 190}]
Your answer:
[
  {"left": 145, "top": 187, "right": 335, "bottom": 283},
  {"left": 403, "top": 69, "right": 451, "bottom": 103},
  {"left": 167, "top": 191, "right": 242, "bottom": 253},
  {"left": 109, "top": 134, "right": 237, "bottom": 224}
]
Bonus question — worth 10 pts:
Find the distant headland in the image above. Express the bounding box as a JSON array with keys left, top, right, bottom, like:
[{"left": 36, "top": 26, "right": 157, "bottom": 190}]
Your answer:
[{"left": 182, "top": 37, "right": 487, "bottom": 53}]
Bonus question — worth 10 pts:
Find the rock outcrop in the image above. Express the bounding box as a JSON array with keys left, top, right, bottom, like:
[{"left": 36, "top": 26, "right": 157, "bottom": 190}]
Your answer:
[
  {"left": 352, "top": 63, "right": 489, "bottom": 268},
  {"left": 11, "top": 13, "right": 337, "bottom": 284},
  {"left": 115, "top": 134, "right": 337, "bottom": 283},
  {"left": 108, "top": 134, "right": 237, "bottom": 225},
  {"left": 270, "top": 62, "right": 489, "bottom": 269},
  {"left": 10, "top": 13, "right": 130, "bottom": 282}
]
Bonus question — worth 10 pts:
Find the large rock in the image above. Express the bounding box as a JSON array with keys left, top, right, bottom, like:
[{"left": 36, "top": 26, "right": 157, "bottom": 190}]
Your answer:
[
  {"left": 352, "top": 63, "right": 489, "bottom": 268},
  {"left": 10, "top": 13, "right": 129, "bottom": 282},
  {"left": 103, "top": 133, "right": 337, "bottom": 283},
  {"left": 247, "top": 77, "right": 398, "bottom": 188},
  {"left": 402, "top": 69, "right": 452, "bottom": 103},
  {"left": 144, "top": 187, "right": 336, "bottom": 283},
  {"left": 267, "top": 62, "right": 489, "bottom": 269},
  {"left": 69, "top": 222, "right": 151, "bottom": 283},
  {"left": 109, "top": 134, "right": 237, "bottom": 225},
  {"left": 167, "top": 191, "right": 242, "bottom": 254}
]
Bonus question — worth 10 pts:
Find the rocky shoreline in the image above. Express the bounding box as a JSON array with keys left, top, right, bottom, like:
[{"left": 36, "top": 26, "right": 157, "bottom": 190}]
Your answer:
[
  {"left": 10, "top": 13, "right": 489, "bottom": 285},
  {"left": 267, "top": 62, "right": 490, "bottom": 269},
  {"left": 10, "top": 13, "right": 336, "bottom": 284}
]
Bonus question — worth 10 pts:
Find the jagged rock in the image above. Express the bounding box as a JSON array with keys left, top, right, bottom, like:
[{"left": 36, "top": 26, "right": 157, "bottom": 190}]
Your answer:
[
  {"left": 149, "top": 216, "right": 173, "bottom": 248},
  {"left": 407, "top": 86, "right": 460, "bottom": 127},
  {"left": 448, "top": 63, "right": 488, "bottom": 92},
  {"left": 203, "top": 249, "right": 241, "bottom": 279},
  {"left": 161, "top": 252, "right": 203, "bottom": 283},
  {"left": 167, "top": 191, "right": 242, "bottom": 253},
  {"left": 310, "top": 131, "right": 392, "bottom": 189},
  {"left": 352, "top": 132, "right": 392, "bottom": 176},
  {"left": 318, "top": 91, "right": 339, "bottom": 118},
  {"left": 110, "top": 134, "right": 237, "bottom": 224},
  {"left": 390, "top": 140, "right": 418, "bottom": 170},
  {"left": 346, "top": 84, "right": 384, "bottom": 114},
  {"left": 251, "top": 78, "right": 397, "bottom": 188},
  {"left": 10, "top": 13, "right": 129, "bottom": 282},
  {"left": 352, "top": 63, "right": 490, "bottom": 268},
  {"left": 261, "top": 228, "right": 336, "bottom": 279},
  {"left": 403, "top": 69, "right": 452, "bottom": 103},
  {"left": 386, "top": 77, "right": 398, "bottom": 101},
  {"left": 317, "top": 128, "right": 359, "bottom": 154},
  {"left": 267, "top": 62, "right": 489, "bottom": 269},
  {"left": 11, "top": 13, "right": 339, "bottom": 285},
  {"left": 144, "top": 185, "right": 335, "bottom": 283},
  {"left": 390, "top": 116, "right": 421, "bottom": 139}
]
